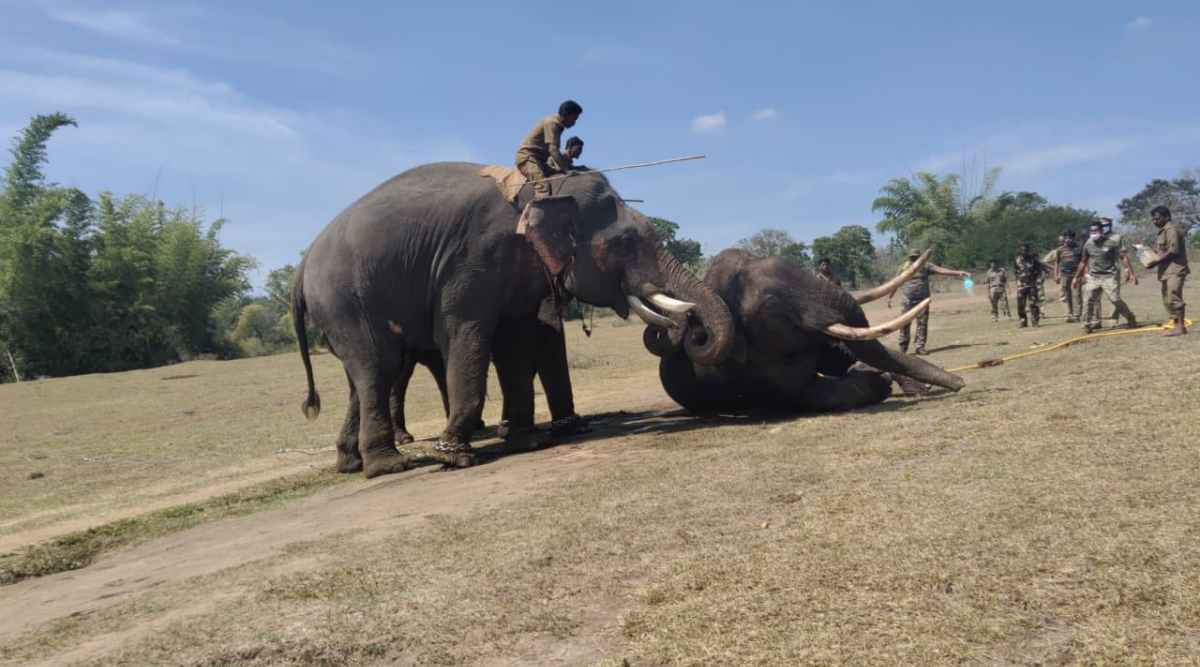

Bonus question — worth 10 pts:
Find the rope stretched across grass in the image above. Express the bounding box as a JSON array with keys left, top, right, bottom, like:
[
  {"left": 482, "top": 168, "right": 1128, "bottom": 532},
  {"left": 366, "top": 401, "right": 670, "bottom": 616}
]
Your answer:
[{"left": 946, "top": 318, "right": 1193, "bottom": 373}]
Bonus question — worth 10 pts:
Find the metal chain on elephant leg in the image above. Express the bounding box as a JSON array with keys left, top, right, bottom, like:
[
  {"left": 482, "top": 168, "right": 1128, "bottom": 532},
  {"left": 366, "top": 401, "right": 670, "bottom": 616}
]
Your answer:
[{"left": 431, "top": 439, "right": 475, "bottom": 468}]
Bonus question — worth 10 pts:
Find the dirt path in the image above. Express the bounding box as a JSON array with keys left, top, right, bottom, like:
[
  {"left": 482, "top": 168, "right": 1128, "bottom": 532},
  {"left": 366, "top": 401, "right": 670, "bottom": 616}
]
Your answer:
[{"left": 0, "top": 397, "right": 679, "bottom": 645}]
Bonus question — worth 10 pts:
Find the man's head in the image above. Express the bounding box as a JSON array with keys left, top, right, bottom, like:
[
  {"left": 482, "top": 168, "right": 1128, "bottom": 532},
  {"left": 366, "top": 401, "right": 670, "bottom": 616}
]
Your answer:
[
  {"left": 990, "top": 259, "right": 999, "bottom": 269},
  {"left": 1089, "top": 220, "right": 1105, "bottom": 240},
  {"left": 818, "top": 257, "right": 831, "bottom": 271},
  {"left": 907, "top": 246, "right": 921, "bottom": 260},
  {"left": 564, "top": 136, "right": 584, "bottom": 160},
  {"left": 1151, "top": 205, "right": 1172, "bottom": 228},
  {"left": 559, "top": 100, "right": 583, "bottom": 128},
  {"left": 1063, "top": 229, "right": 1076, "bottom": 241},
  {"left": 1098, "top": 217, "right": 1114, "bottom": 235},
  {"left": 1020, "top": 242, "right": 1032, "bottom": 255}
]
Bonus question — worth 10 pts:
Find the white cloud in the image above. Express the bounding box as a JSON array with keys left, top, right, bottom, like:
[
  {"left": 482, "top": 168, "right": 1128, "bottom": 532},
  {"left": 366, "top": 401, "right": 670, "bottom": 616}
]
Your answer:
[
  {"left": 39, "top": 3, "right": 179, "bottom": 45},
  {"left": 751, "top": 107, "right": 780, "bottom": 121},
  {"left": 1127, "top": 16, "right": 1152, "bottom": 30},
  {"left": 0, "top": 69, "right": 295, "bottom": 140},
  {"left": 1002, "top": 139, "right": 1134, "bottom": 175},
  {"left": 0, "top": 47, "right": 474, "bottom": 287},
  {"left": 691, "top": 111, "right": 727, "bottom": 134}
]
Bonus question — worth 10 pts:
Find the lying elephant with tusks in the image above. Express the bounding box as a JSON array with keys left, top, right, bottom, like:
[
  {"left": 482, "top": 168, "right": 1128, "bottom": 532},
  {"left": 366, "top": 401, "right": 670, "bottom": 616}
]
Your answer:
[{"left": 645, "top": 248, "right": 965, "bottom": 414}]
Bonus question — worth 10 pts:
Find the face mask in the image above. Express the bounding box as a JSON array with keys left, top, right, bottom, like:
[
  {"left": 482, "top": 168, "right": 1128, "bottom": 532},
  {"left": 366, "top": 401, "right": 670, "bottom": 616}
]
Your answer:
[{"left": 1090, "top": 232, "right": 1101, "bottom": 240}]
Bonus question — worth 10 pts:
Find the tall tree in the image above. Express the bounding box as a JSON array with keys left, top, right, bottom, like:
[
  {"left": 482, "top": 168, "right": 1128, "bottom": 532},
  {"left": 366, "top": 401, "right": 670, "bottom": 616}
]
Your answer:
[
  {"left": 812, "top": 225, "right": 876, "bottom": 287},
  {"left": 648, "top": 216, "right": 704, "bottom": 268},
  {"left": 737, "top": 228, "right": 811, "bottom": 267},
  {"left": 1117, "top": 176, "right": 1199, "bottom": 245}
]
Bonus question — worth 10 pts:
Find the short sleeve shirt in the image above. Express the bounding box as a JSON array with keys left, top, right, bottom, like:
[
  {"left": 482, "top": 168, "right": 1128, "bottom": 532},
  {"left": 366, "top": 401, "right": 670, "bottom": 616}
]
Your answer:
[
  {"left": 900, "top": 261, "right": 931, "bottom": 300},
  {"left": 1083, "top": 234, "right": 1124, "bottom": 276},
  {"left": 1155, "top": 222, "right": 1190, "bottom": 279},
  {"left": 516, "top": 114, "right": 564, "bottom": 163},
  {"left": 1055, "top": 242, "right": 1082, "bottom": 274},
  {"left": 986, "top": 268, "right": 1007, "bottom": 291}
]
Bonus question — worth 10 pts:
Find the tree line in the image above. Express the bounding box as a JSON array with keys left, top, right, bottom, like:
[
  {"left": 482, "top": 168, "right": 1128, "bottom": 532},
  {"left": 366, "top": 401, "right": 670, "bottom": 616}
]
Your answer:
[{"left": 0, "top": 114, "right": 301, "bottom": 382}]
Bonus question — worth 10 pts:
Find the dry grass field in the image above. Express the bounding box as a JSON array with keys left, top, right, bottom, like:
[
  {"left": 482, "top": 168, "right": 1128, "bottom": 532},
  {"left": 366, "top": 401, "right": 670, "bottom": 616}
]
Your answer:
[{"left": 1, "top": 278, "right": 1198, "bottom": 665}]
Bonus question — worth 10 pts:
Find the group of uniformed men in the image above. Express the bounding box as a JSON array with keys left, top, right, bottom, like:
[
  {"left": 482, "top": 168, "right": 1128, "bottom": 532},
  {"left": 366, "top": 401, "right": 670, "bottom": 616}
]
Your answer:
[{"left": 981, "top": 210, "right": 1189, "bottom": 336}]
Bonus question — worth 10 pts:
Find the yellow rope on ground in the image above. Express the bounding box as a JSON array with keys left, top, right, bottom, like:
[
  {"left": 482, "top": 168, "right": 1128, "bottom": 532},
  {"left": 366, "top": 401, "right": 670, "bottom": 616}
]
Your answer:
[{"left": 945, "top": 318, "right": 1194, "bottom": 373}]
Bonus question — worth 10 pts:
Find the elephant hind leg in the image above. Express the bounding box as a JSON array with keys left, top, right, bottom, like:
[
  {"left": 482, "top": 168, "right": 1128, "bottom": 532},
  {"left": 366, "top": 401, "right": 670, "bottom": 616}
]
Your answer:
[
  {"left": 335, "top": 368, "right": 363, "bottom": 474},
  {"left": 347, "top": 360, "right": 413, "bottom": 479},
  {"left": 390, "top": 354, "right": 418, "bottom": 445}
]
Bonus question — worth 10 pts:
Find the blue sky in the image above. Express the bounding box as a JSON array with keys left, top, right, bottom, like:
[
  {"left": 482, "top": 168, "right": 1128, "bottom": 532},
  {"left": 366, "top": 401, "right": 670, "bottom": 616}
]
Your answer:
[{"left": 2, "top": 1, "right": 1198, "bottom": 285}]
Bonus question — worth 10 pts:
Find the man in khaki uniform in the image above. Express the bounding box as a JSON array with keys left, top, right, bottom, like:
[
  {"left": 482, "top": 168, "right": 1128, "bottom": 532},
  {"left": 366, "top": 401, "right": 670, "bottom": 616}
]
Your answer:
[
  {"left": 1054, "top": 229, "right": 1083, "bottom": 322},
  {"left": 1075, "top": 219, "right": 1138, "bottom": 332},
  {"left": 986, "top": 260, "right": 1009, "bottom": 321},
  {"left": 1143, "top": 205, "right": 1189, "bottom": 336},
  {"left": 886, "top": 247, "right": 971, "bottom": 355},
  {"left": 515, "top": 100, "right": 583, "bottom": 197}
]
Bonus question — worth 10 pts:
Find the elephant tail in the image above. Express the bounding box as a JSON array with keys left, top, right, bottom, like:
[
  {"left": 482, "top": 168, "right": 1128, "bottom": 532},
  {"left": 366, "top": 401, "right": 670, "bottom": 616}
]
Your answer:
[{"left": 292, "top": 263, "right": 321, "bottom": 421}]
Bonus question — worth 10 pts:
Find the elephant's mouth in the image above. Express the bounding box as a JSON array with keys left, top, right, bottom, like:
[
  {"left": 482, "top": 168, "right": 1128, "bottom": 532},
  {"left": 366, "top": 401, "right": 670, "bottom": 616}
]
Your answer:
[{"left": 625, "top": 289, "right": 695, "bottom": 329}]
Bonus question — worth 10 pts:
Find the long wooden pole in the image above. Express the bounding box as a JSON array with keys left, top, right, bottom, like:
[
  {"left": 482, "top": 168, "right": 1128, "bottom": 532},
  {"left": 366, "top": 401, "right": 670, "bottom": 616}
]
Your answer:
[{"left": 531, "top": 154, "right": 706, "bottom": 188}]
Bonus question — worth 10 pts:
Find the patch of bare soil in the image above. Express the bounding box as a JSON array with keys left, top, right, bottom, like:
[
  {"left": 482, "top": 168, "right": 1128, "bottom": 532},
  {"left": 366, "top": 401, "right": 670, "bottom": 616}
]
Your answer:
[{"left": 0, "top": 391, "right": 677, "bottom": 646}]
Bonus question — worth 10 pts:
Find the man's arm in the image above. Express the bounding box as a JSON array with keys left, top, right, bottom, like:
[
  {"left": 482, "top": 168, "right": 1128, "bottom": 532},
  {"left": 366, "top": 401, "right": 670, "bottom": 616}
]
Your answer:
[
  {"left": 544, "top": 120, "right": 566, "bottom": 173},
  {"left": 1119, "top": 250, "right": 1138, "bottom": 284},
  {"left": 929, "top": 263, "right": 970, "bottom": 278},
  {"left": 1148, "top": 227, "right": 1182, "bottom": 268},
  {"left": 1053, "top": 249, "right": 1061, "bottom": 282},
  {"left": 1073, "top": 255, "right": 1089, "bottom": 287}
]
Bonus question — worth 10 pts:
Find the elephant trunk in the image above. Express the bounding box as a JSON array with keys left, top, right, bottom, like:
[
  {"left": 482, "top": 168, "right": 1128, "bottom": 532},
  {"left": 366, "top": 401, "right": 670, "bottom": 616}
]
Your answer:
[
  {"left": 652, "top": 247, "right": 734, "bottom": 366},
  {"left": 844, "top": 339, "right": 965, "bottom": 392}
]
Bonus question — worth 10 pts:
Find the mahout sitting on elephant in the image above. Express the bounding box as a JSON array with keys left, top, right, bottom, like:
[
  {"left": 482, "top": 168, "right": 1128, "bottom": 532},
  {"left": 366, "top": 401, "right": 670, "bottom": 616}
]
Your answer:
[
  {"left": 293, "top": 162, "right": 735, "bottom": 477},
  {"left": 645, "top": 248, "right": 965, "bottom": 414}
]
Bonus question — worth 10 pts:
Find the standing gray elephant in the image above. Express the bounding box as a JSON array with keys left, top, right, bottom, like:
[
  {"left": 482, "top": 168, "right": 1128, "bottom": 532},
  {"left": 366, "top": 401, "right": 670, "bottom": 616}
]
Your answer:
[
  {"left": 293, "top": 163, "right": 734, "bottom": 478},
  {"left": 646, "top": 249, "right": 964, "bottom": 414}
]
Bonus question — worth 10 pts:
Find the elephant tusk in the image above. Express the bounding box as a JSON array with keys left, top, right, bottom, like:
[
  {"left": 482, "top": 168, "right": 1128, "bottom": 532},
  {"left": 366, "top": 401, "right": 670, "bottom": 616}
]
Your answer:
[
  {"left": 646, "top": 292, "right": 696, "bottom": 314},
  {"left": 627, "top": 295, "right": 678, "bottom": 329},
  {"left": 824, "top": 298, "right": 931, "bottom": 341},
  {"left": 852, "top": 249, "right": 932, "bottom": 304}
]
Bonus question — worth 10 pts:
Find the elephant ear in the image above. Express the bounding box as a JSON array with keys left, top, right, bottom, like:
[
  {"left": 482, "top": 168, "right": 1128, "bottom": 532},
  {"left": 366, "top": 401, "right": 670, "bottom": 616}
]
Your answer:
[{"left": 522, "top": 196, "right": 578, "bottom": 276}]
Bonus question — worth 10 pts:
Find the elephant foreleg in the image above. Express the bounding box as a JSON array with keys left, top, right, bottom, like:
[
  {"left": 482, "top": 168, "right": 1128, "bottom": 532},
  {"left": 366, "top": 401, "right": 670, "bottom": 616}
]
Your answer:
[
  {"left": 796, "top": 370, "right": 892, "bottom": 412},
  {"left": 493, "top": 319, "right": 549, "bottom": 451},
  {"left": 436, "top": 320, "right": 494, "bottom": 468},
  {"left": 534, "top": 322, "right": 587, "bottom": 437}
]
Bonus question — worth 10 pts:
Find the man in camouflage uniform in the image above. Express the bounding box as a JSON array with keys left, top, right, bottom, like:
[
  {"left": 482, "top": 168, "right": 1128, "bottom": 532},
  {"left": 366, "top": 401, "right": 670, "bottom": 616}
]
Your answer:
[
  {"left": 986, "top": 260, "right": 1009, "bottom": 321},
  {"left": 515, "top": 100, "right": 583, "bottom": 197},
  {"left": 1014, "top": 242, "right": 1049, "bottom": 327},
  {"left": 1075, "top": 219, "right": 1138, "bottom": 332},
  {"left": 816, "top": 257, "right": 842, "bottom": 286},
  {"left": 1054, "top": 229, "right": 1084, "bottom": 322},
  {"left": 1142, "top": 205, "right": 1189, "bottom": 336},
  {"left": 887, "top": 247, "right": 971, "bottom": 355}
]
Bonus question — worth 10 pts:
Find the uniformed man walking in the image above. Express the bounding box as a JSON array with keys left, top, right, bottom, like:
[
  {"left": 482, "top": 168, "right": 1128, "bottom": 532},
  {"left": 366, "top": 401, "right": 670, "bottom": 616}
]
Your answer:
[
  {"left": 1142, "top": 205, "right": 1189, "bottom": 336},
  {"left": 816, "top": 257, "right": 842, "bottom": 286},
  {"left": 1015, "top": 242, "right": 1049, "bottom": 327},
  {"left": 986, "top": 260, "right": 1008, "bottom": 322},
  {"left": 1054, "top": 229, "right": 1084, "bottom": 322},
  {"left": 1074, "top": 219, "right": 1138, "bottom": 332},
  {"left": 515, "top": 100, "right": 583, "bottom": 197},
  {"left": 887, "top": 247, "right": 971, "bottom": 355}
]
